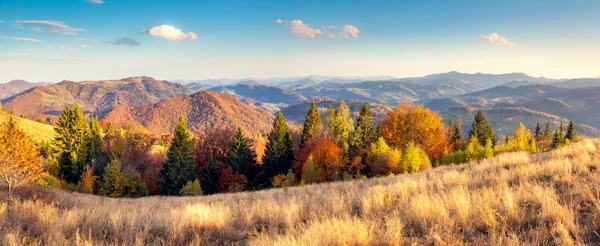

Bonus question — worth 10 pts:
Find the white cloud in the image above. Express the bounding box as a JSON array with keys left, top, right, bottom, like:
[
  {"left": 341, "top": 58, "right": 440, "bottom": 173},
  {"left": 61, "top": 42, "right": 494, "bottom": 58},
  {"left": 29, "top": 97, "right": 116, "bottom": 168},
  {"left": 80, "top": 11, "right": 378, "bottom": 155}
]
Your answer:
[
  {"left": 480, "top": 33, "right": 516, "bottom": 47},
  {"left": 14, "top": 20, "right": 85, "bottom": 35},
  {"left": 140, "top": 25, "right": 197, "bottom": 41},
  {"left": 277, "top": 19, "right": 323, "bottom": 38},
  {"left": 80, "top": 44, "right": 87, "bottom": 48},
  {"left": 86, "top": 0, "right": 105, "bottom": 4},
  {"left": 25, "top": 48, "right": 31, "bottom": 52},
  {"left": 59, "top": 45, "right": 65, "bottom": 49},
  {"left": 341, "top": 24, "right": 360, "bottom": 38},
  {"left": 46, "top": 44, "right": 54, "bottom": 49},
  {"left": 0, "top": 35, "right": 41, "bottom": 42}
]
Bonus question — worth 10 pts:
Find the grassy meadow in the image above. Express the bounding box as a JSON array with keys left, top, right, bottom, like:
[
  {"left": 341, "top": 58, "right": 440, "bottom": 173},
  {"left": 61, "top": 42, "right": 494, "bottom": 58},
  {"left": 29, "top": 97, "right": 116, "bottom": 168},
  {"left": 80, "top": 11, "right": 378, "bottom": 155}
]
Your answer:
[
  {"left": 2, "top": 139, "right": 600, "bottom": 245},
  {"left": 0, "top": 113, "right": 54, "bottom": 143}
]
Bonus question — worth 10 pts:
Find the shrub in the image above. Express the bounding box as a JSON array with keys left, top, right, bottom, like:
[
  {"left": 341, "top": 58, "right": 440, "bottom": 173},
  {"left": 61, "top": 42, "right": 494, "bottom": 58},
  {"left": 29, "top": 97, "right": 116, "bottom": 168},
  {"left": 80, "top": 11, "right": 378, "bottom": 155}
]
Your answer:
[
  {"left": 439, "top": 150, "right": 469, "bottom": 165},
  {"left": 35, "top": 173, "right": 62, "bottom": 189},
  {"left": 179, "top": 179, "right": 203, "bottom": 196},
  {"left": 402, "top": 142, "right": 431, "bottom": 173}
]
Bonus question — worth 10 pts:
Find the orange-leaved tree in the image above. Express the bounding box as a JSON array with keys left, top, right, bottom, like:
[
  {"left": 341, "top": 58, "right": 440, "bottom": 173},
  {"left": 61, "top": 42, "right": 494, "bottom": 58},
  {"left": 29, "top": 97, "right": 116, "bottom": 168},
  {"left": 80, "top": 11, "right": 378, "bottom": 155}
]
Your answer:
[
  {"left": 378, "top": 102, "right": 450, "bottom": 158},
  {"left": 309, "top": 139, "right": 344, "bottom": 182},
  {"left": 0, "top": 116, "right": 44, "bottom": 198}
]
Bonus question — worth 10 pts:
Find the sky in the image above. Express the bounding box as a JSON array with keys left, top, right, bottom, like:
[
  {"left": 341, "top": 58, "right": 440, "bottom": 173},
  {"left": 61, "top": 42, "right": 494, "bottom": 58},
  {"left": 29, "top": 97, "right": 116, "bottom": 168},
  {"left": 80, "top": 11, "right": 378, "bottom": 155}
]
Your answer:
[{"left": 1, "top": 0, "right": 600, "bottom": 82}]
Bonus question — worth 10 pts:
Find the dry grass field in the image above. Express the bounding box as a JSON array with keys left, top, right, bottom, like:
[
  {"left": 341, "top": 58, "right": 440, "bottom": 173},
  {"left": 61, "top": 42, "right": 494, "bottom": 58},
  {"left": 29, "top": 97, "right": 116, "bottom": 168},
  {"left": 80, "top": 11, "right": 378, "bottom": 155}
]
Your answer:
[
  {"left": 2, "top": 139, "right": 600, "bottom": 245},
  {"left": 0, "top": 112, "right": 54, "bottom": 143}
]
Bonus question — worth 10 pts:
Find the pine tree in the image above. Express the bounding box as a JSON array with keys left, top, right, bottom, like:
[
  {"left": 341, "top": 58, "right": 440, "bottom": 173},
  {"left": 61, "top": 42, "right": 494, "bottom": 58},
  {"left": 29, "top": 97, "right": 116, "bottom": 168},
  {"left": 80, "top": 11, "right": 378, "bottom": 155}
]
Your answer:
[
  {"left": 260, "top": 112, "right": 294, "bottom": 187},
  {"left": 325, "top": 101, "right": 354, "bottom": 150},
  {"left": 468, "top": 110, "right": 495, "bottom": 146},
  {"left": 160, "top": 116, "right": 196, "bottom": 195},
  {"left": 102, "top": 159, "right": 124, "bottom": 197},
  {"left": 534, "top": 123, "right": 541, "bottom": 141},
  {"left": 451, "top": 117, "right": 463, "bottom": 149},
  {"left": 84, "top": 117, "right": 108, "bottom": 177},
  {"left": 227, "top": 127, "right": 255, "bottom": 175},
  {"left": 552, "top": 125, "right": 565, "bottom": 148},
  {"left": 300, "top": 102, "right": 323, "bottom": 149},
  {"left": 543, "top": 121, "right": 553, "bottom": 141},
  {"left": 565, "top": 120, "right": 575, "bottom": 140},
  {"left": 350, "top": 104, "right": 376, "bottom": 150},
  {"left": 199, "top": 155, "right": 219, "bottom": 195},
  {"left": 53, "top": 105, "right": 90, "bottom": 183},
  {"left": 302, "top": 155, "right": 318, "bottom": 184}
]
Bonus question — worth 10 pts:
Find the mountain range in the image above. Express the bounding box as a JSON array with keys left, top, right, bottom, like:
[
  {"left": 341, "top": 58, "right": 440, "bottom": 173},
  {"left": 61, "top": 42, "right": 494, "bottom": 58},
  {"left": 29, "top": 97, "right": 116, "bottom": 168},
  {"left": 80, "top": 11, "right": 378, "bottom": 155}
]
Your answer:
[{"left": 0, "top": 80, "right": 52, "bottom": 100}]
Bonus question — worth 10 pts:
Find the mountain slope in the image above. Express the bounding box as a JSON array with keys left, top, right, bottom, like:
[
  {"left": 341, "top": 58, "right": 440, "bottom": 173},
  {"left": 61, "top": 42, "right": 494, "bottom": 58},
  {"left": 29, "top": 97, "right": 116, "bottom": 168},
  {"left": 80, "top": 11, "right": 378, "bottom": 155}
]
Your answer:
[
  {"left": 100, "top": 91, "right": 274, "bottom": 135},
  {"left": 0, "top": 112, "right": 54, "bottom": 143},
  {"left": 209, "top": 84, "right": 307, "bottom": 105},
  {"left": 1, "top": 76, "right": 192, "bottom": 117},
  {"left": 280, "top": 98, "right": 393, "bottom": 124},
  {"left": 0, "top": 80, "right": 51, "bottom": 100}
]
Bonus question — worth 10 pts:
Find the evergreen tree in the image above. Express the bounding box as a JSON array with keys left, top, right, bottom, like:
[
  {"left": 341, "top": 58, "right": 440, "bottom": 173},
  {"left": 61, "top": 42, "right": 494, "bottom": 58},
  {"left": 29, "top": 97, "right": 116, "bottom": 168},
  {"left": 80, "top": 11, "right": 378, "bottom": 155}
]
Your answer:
[
  {"left": 227, "top": 127, "right": 255, "bottom": 175},
  {"left": 325, "top": 101, "right": 354, "bottom": 150},
  {"left": 451, "top": 117, "right": 463, "bottom": 149},
  {"left": 552, "top": 125, "right": 565, "bottom": 148},
  {"left": 565, "top": 120, "right": 575, "bottom": 140},
  {"left": 83, "top": 117, "right": 108, "bottom": 177},
  {"left": 259, "top": 112, "right": 294, "bottom": 187},
  {"left": 53, "top": 104, "right": 89, "bottom": 183},
  {"left": 160, "top": 116, "right": 196, "bottom": 195},
  {"left": 199, "top": 155, "right": 219, "bottom": 195},
  {"left": 102, "top": 159, "right": 124, "bottom": 197},
  {"left": 534, "top": 123, "right": 541, "bottom": 141},
  {"left": 350, "top": 104, "right": 376, "bottom": 150},
  {"left": 468, "top": 110, "right": 495, "bottom": 146},
  {"left": 302, "top": 155, "right": 318, "bottom": 184},
  {"left": 300, "top": 102, "right": 323, "bottom": 149},
  {"left": 543, "top": 121, "right": 553, "bottom": 141}
]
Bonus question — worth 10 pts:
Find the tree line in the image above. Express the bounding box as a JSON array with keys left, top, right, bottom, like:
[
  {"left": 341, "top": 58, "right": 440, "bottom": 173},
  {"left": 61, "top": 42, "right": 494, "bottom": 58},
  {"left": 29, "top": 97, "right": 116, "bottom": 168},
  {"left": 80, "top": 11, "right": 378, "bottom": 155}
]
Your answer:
[{"left": 0, "top": 102, "right": 579, "bottom": 198}]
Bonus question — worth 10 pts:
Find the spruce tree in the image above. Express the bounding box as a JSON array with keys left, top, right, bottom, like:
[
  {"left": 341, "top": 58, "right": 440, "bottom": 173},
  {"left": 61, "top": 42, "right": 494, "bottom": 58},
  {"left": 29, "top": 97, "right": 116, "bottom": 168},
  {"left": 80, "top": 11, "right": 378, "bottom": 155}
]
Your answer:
[
  {"left": 565, "top": 120, "right": 575, "bottom": 140},
  {"left": 468, "top": 110, "right": 495, "bottom": 146},
  {"left": 300, "top": 102, "right": 323, "bottom": 149},
  {"left": 350, "top": 104, "right": 376, "bottom": 150},
  {"left": 534, "top": 123, "right": 541, "bottom": 141},
  {"left": 260, "top": 112, "right": 294, "bottom": 187},
  {"left": 543, "top": 121, "right": 552, "bottom": 141},
  {"left": 84, "top": 117, "right": 108, "bottom": 177},
  {"left": 451, "top": 117, "right": 463, "bottom": 149},
  {"left": 199, "top": 155, "right": 219, "bottom": 195},
  {"left": 53, "top": 104, "right": 89, "bottom": 183},
  {"left": 160, "top": 116, "right": 196, "bottom": 195},
  {"left": 325, "top": 101, "right": 354, "bottom": 150},
  {"left": 227, "top": 127, "right": 255, "bottom": 175}
]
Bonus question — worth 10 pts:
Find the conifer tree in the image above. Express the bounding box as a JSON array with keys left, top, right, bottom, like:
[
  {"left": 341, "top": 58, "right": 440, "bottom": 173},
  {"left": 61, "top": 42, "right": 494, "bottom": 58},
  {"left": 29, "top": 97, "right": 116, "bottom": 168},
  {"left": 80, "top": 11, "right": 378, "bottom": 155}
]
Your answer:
[
  {"left": 102, "top": 159, "right": 124, "bottom": 197},
  {"left": 199, "top": 155, "right": 219, "bottom": 195},
  {"left": 300, "top": 102, "right": 323, "bottom": 149},
  {"left": 84, "top": 117, "right": 108, "bottom": 176},
  {"left": 534, "top": 123, "right": 541, "bottom": 141},
  {"left": 302, "top": 155, "right": 318, "bottom": 184},
  {"left": 260, "top": 112, "right": 294, "bottom": 186},
  {"left": 227, "top": 127, "right": 255, "bottom": 175},
  {"left": 468, "top": 110, "right": 495, "bottom": 146},
  {"left": 53, "top": 104, "right": 89, "bottom": 183},
  {"left": 350, "top": 104, "right": 376, "bottom": 150},
  {"left": 160, "top": 116, "right": 196, "bottom": 195},
  {"left": 451, "top": 117, "right": 463, "bottom": 149},
  {"left": 552, "top": 125, "right": 565, "bottom": 148},
  {"left": 565, "top": 120, "right": 575, "bottom": 141},
  {"left": 543, "top": 121, "right": 553, "bottom": 141},
  {"left": 325, "top": 101, "right": 354, "bottom": 150}
]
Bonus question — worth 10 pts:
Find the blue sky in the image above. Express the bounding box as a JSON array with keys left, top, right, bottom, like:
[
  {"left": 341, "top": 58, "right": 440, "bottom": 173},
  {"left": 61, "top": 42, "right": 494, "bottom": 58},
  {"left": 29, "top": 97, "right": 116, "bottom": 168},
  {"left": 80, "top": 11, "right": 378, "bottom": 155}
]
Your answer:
[{"left": 1, "top": 0, "right": 600, "bottom": 82}]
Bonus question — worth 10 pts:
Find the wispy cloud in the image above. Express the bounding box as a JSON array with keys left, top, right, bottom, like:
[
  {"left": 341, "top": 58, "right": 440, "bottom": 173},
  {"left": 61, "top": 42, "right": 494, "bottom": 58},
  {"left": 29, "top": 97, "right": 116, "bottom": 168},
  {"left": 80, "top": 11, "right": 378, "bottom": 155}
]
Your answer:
[
  {"left": 140, "top": 25, "right": 197, "bottom": 41},
  {"left": 0, "top": 35, "right": 42, "bottom": 42},
  {"left": 80, "top": 44, "right": 87, "bottom": 48},
  {"left": 0, "top": 20, "right": 4, "bottom": 23},
  {"left": 85, "top": 0, "right": 105, "bottom": 4},
  {"left": 341, "top": 24, "right": 360, "bottom": 38},
  {"left": 480, "top": 33, "right": 516, "bottom": 47},
  {"left": 277, "top": 19, "right": 323, "bottom": 38},
  {"left": 74, "top": 38, "right": 104, "bottom": 43},
  {"left": 112, "top": 37, "right": 140, "bottom": 46},
  {"left": 14, "top": 20, "right": 84, "bottom": 35}
]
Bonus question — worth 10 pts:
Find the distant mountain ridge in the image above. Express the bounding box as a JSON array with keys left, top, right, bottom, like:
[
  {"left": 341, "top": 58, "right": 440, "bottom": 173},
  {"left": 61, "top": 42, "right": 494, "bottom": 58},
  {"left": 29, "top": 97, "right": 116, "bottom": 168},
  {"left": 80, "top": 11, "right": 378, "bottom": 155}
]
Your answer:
[{"left": 0, "top": 80, "right": 52, "bottom": 100}]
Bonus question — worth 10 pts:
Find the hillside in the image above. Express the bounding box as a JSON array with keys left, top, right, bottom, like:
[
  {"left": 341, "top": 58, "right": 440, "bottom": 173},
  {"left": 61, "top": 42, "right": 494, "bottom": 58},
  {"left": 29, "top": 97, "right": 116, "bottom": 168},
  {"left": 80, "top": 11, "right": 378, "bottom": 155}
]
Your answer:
[
  {"left": 280, "top": 98, "right": 393, "bottom": 124},
  {"left": 0, "top": 80, "right": 51, "bottom": 100},
  {"left": 209, "top": 84, "right": 307, "bottom": 105},
  {"left": 0, "top": 76, "right": 192, "bottom": 118},
  {"left": 3, "top": 139, "right": 600, "bottom": 244},
  {"left": 0, "top": 112, "right": 54, "bottom": 143},
  {"left": 100, "top": 90, "right": 274, "bottom": 136}
]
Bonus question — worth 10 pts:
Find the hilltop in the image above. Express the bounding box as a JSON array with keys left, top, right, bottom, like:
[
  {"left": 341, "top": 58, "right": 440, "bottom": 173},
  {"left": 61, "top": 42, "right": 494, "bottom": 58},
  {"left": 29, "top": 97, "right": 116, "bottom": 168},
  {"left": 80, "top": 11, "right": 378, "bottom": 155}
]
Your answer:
[
  {"left": 0, "top": 112, "right": 54, "bottom": 143},
  {"left": 100, "top": 90, "right": 274, "bottom": 136},
  {"left": 3, "top": 139, "right": 599, "bottom": 244},
  {"left": 0, "top": 80, "right": 52, "bottom": 100}
]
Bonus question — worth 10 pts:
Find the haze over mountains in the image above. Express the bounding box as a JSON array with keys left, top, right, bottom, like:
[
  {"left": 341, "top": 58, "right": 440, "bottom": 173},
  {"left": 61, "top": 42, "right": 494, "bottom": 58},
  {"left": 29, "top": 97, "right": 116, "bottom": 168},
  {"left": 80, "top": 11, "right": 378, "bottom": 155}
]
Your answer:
[{"left": 2, "top": 71, "right": 599, "bottom": 137}]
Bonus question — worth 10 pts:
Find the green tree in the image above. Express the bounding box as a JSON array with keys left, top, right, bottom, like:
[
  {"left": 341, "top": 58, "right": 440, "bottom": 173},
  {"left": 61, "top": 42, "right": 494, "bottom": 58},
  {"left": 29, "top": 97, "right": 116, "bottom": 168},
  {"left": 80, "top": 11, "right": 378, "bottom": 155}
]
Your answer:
[
  {"left": 451, "top": 117, "right": 463, "bottom": 150},
  {"left": 302, "top": 155, "right": 318, "bottom": 184},
  {"left": 160, "top": 116, "right": 196, "bottom": 195},
  {"left": 199, "top": 155, "right": 219, "bottom": 195},
  {"left": 227, "top": 127, "right": 255, "bottom": 175},
  {"left": 53, "top": 105, "right": 89, "bottom": 183},
  {"left": 468, "top": 110, "right": 495, "bottom": 146},
  {"left": 259, "top": 112, "right": 294, "bottom": 187},
  {"left": 552, "top": 124, "right": 565, "bottom": 148},
  {"left": 325, "top": 101, "right": 354, "bottom": 150},
  {"left": 401, "top": 142, "right": 431, "bottom": 174},
  {"left": 300, "top": 102, "right": 323, "bottom": 149},
  {"left": 282, "top": 169, "right": 296, "bottom": 187},
  {"left": 350, "top": 104, "right": 376, "bottom": 150},
  {"left": 543, "top": 121, "right": 553, "bottom": 141},
  {"left": 179, "top": 179, "right": 203, "bottom": 196},
  {"left": 565, "top": 120, "right": 575, "bottom": 141},
  {"left": 534, "top": 123, "right": 541, "bottom": 141},
  {"left": 83, "top": 117, "right": 108, "bottom": 177},
  {"left": 101, "top": 159, "right": 124, "bottom": 197}
]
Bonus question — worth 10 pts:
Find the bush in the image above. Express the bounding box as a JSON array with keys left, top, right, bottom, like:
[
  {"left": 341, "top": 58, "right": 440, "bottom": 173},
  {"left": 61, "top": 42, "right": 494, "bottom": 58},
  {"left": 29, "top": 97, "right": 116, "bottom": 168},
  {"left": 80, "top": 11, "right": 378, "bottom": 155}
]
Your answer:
[
  {"left": 35, "top": 173, "right": 62, "bottom": 189},
  {"left": 402, "top": 142, "right": 431, "bottom": 173},
  {"left": 179, "top": 179, "right": 203, "bottom": 196},
  {"left": 439, "top": 150, "right": 469, "bottom": 165}
]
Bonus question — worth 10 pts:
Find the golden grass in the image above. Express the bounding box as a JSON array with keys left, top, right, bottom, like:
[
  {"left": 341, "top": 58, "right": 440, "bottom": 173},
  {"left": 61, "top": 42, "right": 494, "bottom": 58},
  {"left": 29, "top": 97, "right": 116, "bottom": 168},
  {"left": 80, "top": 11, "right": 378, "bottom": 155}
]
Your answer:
[
  {"left": 2, "top": 139, "right": 600, "bottom": 245},
  {"left": 0, "top": 112, "right": 54, "bottom": 143}
]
